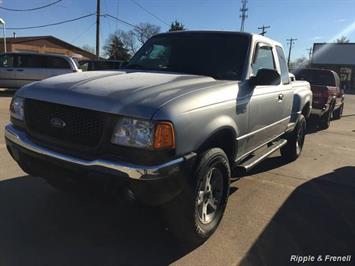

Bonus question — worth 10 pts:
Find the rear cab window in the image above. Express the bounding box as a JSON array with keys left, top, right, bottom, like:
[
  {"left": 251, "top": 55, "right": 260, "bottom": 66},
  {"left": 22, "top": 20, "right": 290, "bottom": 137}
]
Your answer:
[{"left": 296, "top": 69, "right": 336, "bottom": 86}]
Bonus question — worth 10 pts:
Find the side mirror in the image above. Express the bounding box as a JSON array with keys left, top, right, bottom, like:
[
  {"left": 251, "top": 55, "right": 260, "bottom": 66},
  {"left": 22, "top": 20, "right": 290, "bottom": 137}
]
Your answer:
[{"left": 251, "top": 68, "right": 281, "bottom": 86}]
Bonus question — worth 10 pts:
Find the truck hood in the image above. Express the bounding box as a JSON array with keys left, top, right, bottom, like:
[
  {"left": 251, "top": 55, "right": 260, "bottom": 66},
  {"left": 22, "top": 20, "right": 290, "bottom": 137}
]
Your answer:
[{"left": 18, "top": 70, "right": 226, "bottom": 119}]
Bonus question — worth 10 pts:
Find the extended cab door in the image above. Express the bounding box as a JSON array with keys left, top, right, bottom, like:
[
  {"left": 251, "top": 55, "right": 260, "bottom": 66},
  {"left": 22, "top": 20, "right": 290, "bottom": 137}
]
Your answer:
[{"left": 245, "top": 44, "right": 292, "bottom": 153}]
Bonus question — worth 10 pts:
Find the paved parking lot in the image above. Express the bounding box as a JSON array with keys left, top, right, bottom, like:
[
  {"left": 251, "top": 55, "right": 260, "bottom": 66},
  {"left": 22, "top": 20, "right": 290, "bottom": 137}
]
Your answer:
[{"left": 0, "top": 91, "right": 355, "bottom": 266}]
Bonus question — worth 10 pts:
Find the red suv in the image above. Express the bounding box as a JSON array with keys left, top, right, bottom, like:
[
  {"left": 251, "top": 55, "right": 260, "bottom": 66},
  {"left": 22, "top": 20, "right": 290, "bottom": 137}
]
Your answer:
[{"left": 295, "top": 68, "right": 344, "bottom": 129}]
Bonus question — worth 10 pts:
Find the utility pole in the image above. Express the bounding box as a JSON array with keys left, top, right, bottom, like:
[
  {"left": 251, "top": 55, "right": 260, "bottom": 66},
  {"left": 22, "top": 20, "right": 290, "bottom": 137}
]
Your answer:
[
  {"left": 286, "top": 37, "right": 297, "bottom": 68},
  {"left": 258, "top": 25, "right": 270, "bottom": 36},
  {"left": 306, "top": 47, "right": 313, "bottom": 61},
  {"left": 96, "top": 0, "right": 101, "bottom": 59},
  {"left": 240, "top": 0, "right": 248, "bottom": 32}
]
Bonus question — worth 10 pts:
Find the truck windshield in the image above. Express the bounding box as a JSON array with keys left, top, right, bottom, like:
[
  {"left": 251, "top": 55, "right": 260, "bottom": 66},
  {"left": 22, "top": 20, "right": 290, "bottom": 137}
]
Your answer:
[{"left": 126, "top": 33, "right": 250, "bottom": 80}]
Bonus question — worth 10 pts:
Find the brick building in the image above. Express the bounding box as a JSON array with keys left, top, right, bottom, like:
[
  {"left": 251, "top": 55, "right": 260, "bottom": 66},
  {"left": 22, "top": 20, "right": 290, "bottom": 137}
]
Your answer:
[{"left": 0, "top": 35, "right": 96, "bottom": 60}]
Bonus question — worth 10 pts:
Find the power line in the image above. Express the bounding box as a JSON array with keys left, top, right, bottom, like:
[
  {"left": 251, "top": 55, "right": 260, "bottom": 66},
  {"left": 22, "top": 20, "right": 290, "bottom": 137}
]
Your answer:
[
  {"left": 0, "top": 0, "right": 62, "bottom": 11},
  {"left": 6, "top": 13, "right": 96, "bottom": 30},
  {"left": 129, "top": 0, "right": 169, "bottom": 26},
  {"left": 104, "top": 14, "right": 140, "bottom": 29}
]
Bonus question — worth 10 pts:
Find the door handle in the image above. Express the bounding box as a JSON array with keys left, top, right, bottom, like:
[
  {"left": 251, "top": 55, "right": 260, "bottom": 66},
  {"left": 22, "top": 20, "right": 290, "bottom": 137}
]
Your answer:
[
  {"left": 16, "top": 69, "right": 24, "bottom": 72},
  {"left": 6, "top": 69, "right": 14, "bottom": 72},
  {"left": 278, "top": 94, "right": 284, "bottom": 101}
]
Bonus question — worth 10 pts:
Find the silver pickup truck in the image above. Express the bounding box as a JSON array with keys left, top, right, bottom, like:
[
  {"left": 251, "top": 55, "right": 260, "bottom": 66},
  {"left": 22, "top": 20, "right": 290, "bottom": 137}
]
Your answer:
[{"left": 5, "top": 31, "right": 312, "bottom": 244}]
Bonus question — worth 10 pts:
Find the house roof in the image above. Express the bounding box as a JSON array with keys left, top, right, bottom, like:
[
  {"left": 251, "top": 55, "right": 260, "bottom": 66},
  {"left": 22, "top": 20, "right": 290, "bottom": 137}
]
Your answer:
[{"left": 0, "top": 35, "right": 96, "bottom": 59}]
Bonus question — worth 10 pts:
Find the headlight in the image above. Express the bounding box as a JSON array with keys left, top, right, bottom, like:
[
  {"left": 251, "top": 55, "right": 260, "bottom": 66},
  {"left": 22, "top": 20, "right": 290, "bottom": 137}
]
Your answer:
[
  {"left": 111, "top": 117, "right": 175, "bottom": 150},
  {"left": 10, "top": 96, "right": 25, "bottom": 121},
  {"left": 111, "top": 117, "right": 154, "bottom": 148}
]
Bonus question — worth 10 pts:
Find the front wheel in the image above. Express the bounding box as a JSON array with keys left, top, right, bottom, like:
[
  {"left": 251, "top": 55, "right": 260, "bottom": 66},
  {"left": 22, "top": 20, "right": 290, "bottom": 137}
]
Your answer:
[
  {"left": 281, "top": 114, "right": 306, "bottom": 162},
  {"left": 162, "top": 148, "right": 231, "bottom": 244}
]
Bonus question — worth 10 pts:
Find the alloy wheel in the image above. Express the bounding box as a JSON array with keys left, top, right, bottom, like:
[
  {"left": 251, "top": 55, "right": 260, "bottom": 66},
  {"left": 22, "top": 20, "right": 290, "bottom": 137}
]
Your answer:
[{"left": 196, "top": 167, "right": 224, "bottom": 224}]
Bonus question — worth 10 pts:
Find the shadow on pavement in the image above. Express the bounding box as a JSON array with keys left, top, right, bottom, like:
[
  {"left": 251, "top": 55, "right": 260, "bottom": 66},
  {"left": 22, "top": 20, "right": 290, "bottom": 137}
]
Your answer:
[
  {"left": 0, "top": 175, "right": 196, "bottom": 266},
  {"left": 240, "top": 166, "right": 355, "bottom": 266}
]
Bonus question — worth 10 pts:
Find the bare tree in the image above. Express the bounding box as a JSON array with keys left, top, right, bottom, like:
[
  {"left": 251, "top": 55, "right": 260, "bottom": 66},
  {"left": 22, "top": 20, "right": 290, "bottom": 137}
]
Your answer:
[
  {"left": 81, "top": 44, "right": 95, "bottom": 54},
  {"left": 335, "top": 36, "right": 350, "bottom": 43},
  {"left": 115, "top": 30, "right": 138, "bottom": 55},
  {"left": 134, "top": 23, "right": 161, "bottom": 45},
  {"left": 289, "top": 57, "right": 309, "bottom": 72}
]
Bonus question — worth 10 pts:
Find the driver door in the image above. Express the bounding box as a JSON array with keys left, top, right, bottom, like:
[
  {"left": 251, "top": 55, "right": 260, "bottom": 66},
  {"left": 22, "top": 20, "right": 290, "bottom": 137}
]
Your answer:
[{"left": 245, "top": 44, "right": 286, "bottom": 153}]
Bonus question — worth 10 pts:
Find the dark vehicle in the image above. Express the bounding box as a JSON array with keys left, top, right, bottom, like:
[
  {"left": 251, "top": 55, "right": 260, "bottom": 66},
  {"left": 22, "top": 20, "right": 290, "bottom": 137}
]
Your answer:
[
  {"left": 295, "top": 68, "right": 344, "bottom": 129},
  {"left": 79, "top": 59, "right": 127, "bottom": 71}
]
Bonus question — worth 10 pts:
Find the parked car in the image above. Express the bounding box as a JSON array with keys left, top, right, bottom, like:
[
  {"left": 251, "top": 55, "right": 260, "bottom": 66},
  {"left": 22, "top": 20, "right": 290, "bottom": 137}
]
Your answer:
[
  {"left": 5, "top": 31, "right": 312, "bottom": 244},
  {"left": 0, "top": 52, "right": 80, "bottom": 89},
  {"left": 295, "top": 68, "right": 344, "bottom": 129},
  {"left": 79, "top": 59, "right": 127, "bottom": 71}
]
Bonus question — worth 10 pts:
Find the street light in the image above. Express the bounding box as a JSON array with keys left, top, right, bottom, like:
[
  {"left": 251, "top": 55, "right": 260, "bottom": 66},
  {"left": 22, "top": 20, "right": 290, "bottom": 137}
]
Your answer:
[{"left": 0, "top": 18, "right": 6, "bottom": 53}]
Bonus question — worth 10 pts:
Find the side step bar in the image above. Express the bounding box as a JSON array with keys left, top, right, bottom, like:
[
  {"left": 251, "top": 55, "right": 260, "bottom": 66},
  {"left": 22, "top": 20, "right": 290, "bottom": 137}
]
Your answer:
[{"left": 237, "top": 139, "right": 288, "bottom": 172}]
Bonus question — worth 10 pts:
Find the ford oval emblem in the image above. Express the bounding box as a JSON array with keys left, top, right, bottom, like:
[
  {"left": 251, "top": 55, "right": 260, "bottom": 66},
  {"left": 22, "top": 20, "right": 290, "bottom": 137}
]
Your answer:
[{"left": 50, "top": 117, "right": 66, "bottom": 128}]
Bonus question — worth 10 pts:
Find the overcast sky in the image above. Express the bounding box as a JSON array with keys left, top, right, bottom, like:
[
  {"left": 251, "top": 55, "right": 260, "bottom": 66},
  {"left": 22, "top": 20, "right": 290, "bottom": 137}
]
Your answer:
[{"left": 0, "top": 0, "right": 354, "bottom": 60}]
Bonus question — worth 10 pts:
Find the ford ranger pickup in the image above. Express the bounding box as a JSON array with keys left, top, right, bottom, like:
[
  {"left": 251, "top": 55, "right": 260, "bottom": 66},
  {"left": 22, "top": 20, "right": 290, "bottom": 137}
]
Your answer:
[{"left": 5, "top": 31, "right": 312, "bottom": 243}]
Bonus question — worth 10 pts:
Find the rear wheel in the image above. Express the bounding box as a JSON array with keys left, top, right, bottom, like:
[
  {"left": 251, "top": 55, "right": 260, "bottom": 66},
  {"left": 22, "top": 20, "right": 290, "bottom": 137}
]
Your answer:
[
  {"left": 281, "top": 114, "right": 306, "bottom": 162},
  {"left": 333, "top": 103, "right": 344, "bottom": 120},
  {"left": 319, "top": 109, "right": 332, "bottom": 129},
  {"left": 162, "top": 148, "right": 230, "bottom": 244}
]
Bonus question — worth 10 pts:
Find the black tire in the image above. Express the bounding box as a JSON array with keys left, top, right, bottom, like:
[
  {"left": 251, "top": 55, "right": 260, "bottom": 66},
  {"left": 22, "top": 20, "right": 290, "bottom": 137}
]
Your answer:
[
  {"left": 332, "top": 103, "right": 344, "bottom": 120},
  {"left": 162, "top": 148, "right": 231, "bottom": 245},
  {"left": 280, "top": 114, "right": 306, "bottom": 162},
  {"left": 319, "top": 109, "right": 332, "bottom": 129}
]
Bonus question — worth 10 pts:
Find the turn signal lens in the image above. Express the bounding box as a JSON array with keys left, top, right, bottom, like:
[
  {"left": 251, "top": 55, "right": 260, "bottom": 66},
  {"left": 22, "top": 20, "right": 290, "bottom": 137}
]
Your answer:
[{"left": 153, "top": 122, "right": 175, "bottom": 150}]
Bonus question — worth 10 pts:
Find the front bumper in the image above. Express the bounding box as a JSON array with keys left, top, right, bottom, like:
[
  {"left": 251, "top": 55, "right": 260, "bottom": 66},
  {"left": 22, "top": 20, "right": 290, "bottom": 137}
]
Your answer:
[
  {"left": 5, "top": 123, "right": 197, "bottom": 205},
  {"left": 5, "top": 123, "right": 196, "bottom": 181}
]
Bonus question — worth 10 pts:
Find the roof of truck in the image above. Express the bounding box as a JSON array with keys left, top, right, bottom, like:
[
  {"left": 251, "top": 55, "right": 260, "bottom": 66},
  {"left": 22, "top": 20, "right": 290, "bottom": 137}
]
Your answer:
[{"left": 153, "top": 30, "right": 283, "bottom": 48}]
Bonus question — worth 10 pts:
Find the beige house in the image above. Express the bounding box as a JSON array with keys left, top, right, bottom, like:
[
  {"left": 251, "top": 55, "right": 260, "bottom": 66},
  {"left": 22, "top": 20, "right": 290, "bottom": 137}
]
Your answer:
[{"left": 0, "top": 35, "right": 96, "bottom": 60}]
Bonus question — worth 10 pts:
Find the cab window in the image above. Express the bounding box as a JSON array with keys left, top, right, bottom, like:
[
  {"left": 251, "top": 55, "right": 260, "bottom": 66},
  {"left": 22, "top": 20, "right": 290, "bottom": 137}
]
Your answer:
[
  {"left": 46, "top": 56, "right": 71, "bottom": 69},
  {"left": 17, "top": 54, "right": 44, "bottom": 68},
  {"left": 276, "top": 46, "right": 290, "bottom": 84},
  {"left": 0, "top": 54, "right": 14, "bottom": 68},
  {"left": 252, "top": 45, "right": 275, "bottom": 75}
]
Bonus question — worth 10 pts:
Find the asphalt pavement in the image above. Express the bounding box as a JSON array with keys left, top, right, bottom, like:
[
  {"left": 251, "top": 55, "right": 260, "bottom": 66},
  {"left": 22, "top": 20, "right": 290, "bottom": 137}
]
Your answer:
[{"left": 0, "top": 90, "right": 354, "bottom": 266}]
